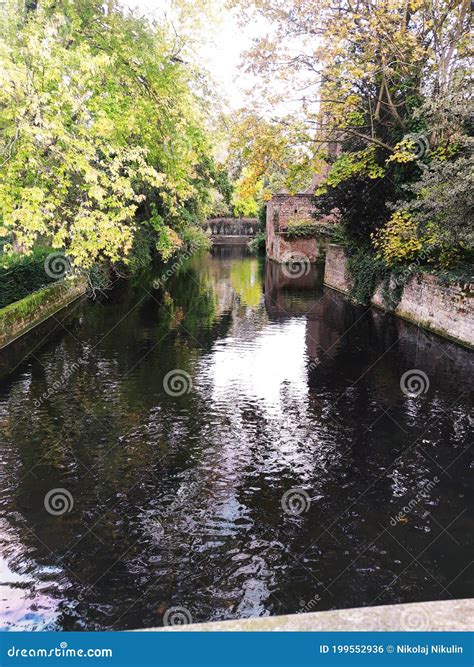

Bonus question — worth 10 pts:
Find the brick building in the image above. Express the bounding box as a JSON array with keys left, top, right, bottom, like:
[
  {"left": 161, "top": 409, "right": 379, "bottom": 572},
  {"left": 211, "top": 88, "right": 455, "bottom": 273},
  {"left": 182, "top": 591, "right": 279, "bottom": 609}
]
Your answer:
[{"left": 266, "top": 169, "right": 337, "bottom": 263}]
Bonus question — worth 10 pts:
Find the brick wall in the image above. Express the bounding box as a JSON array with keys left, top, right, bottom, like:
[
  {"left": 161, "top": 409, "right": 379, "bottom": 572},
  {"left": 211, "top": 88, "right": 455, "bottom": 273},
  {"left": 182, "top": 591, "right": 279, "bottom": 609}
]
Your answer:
[
  {"left": 268, "top": 194, "right": 317, "bottom": 229},
  {"left": 323, "top": 244, "right": 353, "bottom": 293},
  {"left": 323, "top": 245, "right": 474, "bottom": 348},
  {"left": 266, "top": 194, "right": 335, "bottom": 263}
]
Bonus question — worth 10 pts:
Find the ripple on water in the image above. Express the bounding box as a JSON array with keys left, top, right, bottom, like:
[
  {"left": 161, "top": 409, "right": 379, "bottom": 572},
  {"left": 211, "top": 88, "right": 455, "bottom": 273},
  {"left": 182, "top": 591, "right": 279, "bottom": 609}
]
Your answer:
[{"left": 0, "top": 250, "right": 472, "bottom": 629}]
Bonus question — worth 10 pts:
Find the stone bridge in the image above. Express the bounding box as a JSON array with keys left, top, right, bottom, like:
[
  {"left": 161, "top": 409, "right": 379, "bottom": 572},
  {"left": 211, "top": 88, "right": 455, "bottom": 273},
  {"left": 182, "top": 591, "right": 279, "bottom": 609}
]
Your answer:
[{"left": 203, "top": 218, "right": 258, "bottom": 244}]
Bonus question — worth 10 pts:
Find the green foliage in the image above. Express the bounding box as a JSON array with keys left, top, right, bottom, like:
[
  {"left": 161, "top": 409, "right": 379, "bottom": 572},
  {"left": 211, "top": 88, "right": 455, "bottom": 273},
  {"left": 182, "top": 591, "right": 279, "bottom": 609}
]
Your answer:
[
  {"left": 315, "top": 165, "right": 404, "bottom": 243},
  {"left": 380, "top": 270, "right": 410, "bottom": 311},
  {"left": 179, "top": 225, "right": 212, "bottom": 252},
  {"left": 346, "top": 245, "right": 417, "bottom": 310},
  {"left": 284, "top": 220, "right": 335, "bottom": 239},
  {"left": 372, "top": 211, "right": 426, "bottom": 265},
  {"left": 248, "top": 231, "right": 266, "bottom": 255},
  {"left": 330, "top": 223, "right": 350, "bottom": 247},
  {"left": 346, "top": 247, "right": 388, "bottom": 306},
  {"left": 233, "top": 0, "right": 471, "bottom": 278},
  {"left": 317, "top": 148, "right": 385, "bottom": 193},
  {"left": 0, "top": 247, "right": 57, "bottom": 308},
  {"left": 394, "top": 144, "right": 474, "bottom": 261},
  {"left": 431, "top": 259, "right": 474, "bottom": 287},
  {"left": 0, "top": 0, "right": 222, "bottom": 271}
]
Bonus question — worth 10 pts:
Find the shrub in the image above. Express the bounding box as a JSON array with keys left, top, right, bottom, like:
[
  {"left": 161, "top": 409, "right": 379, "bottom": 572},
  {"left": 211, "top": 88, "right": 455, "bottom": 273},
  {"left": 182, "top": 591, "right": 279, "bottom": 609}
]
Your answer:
[
  {"left": 372, "top": 211, "right": 426, "bottom": 265},
  {"left": 346, "top": 247, "right": 388, "bottom": 305},
  {"left": 284, "top": 219, "right": 335, "bottom": 239},
  {"left": 179, "top": 225, "right": 212, "bottom": 252},
  {"left": 0, "top": 248, "right": 58, "bottom": 309},
  {"left": 248, "top": 231, "right": 266, "bottom": 254}
]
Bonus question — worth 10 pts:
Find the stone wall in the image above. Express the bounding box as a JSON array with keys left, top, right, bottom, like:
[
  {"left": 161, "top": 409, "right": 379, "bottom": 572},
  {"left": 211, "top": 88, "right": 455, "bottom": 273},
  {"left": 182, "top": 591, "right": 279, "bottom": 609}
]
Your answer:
[
  {"left": 0, "top": 278, "right": 87, "bottom": 350},
  {"left": 204, "top": 218, "right": 258, "bottom": 237},
  {"left": 145, "top": 599, "right": 473, "bottom": 632},
  {"left": 324, "top": 244, "right": 474, "bottom": 348},
  {"left": 266, "top": 195, "right": 335, "bottom": 263},
  {"left": 267, "top": 193, "right": 317, "bottom": 229}
]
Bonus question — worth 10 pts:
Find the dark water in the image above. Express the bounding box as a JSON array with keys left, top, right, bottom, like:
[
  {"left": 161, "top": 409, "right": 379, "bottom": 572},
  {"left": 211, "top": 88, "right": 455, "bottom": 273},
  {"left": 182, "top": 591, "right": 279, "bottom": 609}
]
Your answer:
[{"left": 0, "top": 247, "right": 472, "bottom": 630}]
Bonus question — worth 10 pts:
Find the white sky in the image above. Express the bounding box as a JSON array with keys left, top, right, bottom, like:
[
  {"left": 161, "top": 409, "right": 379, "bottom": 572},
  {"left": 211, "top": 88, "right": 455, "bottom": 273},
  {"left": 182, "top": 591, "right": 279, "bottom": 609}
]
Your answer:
[{"left": 121, "top": 0, "right": 265, "bottom": 110}]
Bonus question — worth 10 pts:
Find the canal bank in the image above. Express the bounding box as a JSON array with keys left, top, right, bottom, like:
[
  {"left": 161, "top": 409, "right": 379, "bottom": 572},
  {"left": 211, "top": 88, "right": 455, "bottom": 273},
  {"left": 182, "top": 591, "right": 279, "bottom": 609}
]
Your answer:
[
  {"left": 0, "top": 277, "right": 87, "bottom": 351},
  {"left": 144, "top": 598, "right": 474, "bottom": 632},
  {"left": 323, "top": 245, "right": 474, "bottom": 349},
  {"left": 0, "top": 248, "right": 472, "bottom": 630}
]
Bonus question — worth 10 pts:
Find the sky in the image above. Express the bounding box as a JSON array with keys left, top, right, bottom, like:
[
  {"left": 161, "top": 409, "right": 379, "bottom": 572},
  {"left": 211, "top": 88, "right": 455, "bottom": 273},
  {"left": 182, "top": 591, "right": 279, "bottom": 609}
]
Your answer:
[{"left": 120, "top": 0, "right": 265, "bottom": 110}]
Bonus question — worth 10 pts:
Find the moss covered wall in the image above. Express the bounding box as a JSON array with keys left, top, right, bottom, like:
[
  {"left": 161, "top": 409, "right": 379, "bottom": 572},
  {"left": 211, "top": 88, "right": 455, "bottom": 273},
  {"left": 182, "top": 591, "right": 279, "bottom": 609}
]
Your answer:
[
  {"left": 0, "top": 278, "right": 87, "bottom": 349},
  {"left": 324, "top": 244, "right": 474, "bottom": 349}
]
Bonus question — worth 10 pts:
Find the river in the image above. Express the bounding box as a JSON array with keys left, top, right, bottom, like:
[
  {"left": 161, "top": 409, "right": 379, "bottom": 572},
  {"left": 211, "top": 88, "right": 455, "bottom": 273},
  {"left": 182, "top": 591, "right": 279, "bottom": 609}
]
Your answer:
[{"left": 0, "top": 246, "right": 472, "bottom": 630}]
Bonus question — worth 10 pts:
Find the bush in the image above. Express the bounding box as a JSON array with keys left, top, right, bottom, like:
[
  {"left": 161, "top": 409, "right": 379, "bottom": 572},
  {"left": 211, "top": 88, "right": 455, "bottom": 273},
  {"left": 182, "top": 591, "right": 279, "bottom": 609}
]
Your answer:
[
  {"left": 346, "top": 247, "right": 388, "bottom": 305},
  {"left": 248, "top": 231, "right": 266, "bottom": 254},
  {"left": 330, "top": 223, "right": 350, "bottom": 246},
  {"left": 284, "top": 219, "right": 335, "bottom": 239},
  {"left": 179, "top": 225, "right": 212, "bottom": 252},
  {"left": 372, "top": 211, "right": 426, "bottom": 265},
  {"left": 0, "top": 248, "right": 58, "bottom": 309}
]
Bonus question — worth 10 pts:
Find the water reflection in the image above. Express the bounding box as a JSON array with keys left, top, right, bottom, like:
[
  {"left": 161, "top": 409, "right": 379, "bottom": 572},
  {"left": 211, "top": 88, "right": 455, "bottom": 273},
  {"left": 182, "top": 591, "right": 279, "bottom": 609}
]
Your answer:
[{"left": 0, "top": 248, "right": 472, "bottom": 630}]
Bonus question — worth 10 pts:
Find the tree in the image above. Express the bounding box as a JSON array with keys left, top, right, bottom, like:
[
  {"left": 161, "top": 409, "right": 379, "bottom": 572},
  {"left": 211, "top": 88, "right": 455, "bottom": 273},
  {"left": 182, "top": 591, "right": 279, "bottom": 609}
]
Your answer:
[
  {"left": 0, "top": 0, "right": 223, "bottom": 269},
  {"left": 232, "top": 0, "right": 471, "bottom": 243},
  {"left": 376, "top": 140, "right": 474, "bottom": 264},
  {"left": 227, "top": 112, "right": 322, "bottom": 215}
]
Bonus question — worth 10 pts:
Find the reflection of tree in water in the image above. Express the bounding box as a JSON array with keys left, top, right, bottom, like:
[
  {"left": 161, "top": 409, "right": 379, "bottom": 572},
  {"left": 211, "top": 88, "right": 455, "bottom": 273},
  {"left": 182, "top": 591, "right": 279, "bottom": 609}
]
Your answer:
[
  {"left": 0, "top": 250, "right": 472, "bottom": 630},
  {"left": 229, "top": 259, "right": 262, "bottom": 308},
  {"left": 0, "top": 249, "right": 279, "bottom": 629},
  {"left": 0, "top": 255, "right": 244, "bottom": 628}
]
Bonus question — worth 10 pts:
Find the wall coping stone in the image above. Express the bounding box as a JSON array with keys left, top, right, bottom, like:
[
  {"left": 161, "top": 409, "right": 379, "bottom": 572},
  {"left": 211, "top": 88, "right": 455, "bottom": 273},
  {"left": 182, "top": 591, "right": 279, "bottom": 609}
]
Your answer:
[
  {"left": 0, "top": 277, "right": 87, "bottom": 349},
  {"left": 323, "top": 245, "right": 474, "bottom": 348},
  {"left": 140, "top": 598, "right": 473, "bottom": 632}
]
